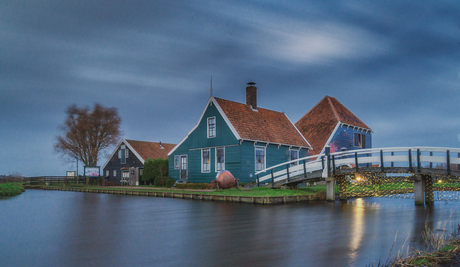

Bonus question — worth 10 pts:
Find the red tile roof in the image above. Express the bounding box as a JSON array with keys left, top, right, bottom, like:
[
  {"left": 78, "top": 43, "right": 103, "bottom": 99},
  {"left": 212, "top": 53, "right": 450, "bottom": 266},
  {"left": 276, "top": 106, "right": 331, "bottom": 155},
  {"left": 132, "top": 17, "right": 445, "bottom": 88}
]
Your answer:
[
  {"left": 214, "top": 98, "right": 310, "bottom": 148},
  {"left": 125, "top": 139, "right": 176, "bottom": 161},
  {"left": 295, "top": 96, "right": 371, "bottom": 155}
]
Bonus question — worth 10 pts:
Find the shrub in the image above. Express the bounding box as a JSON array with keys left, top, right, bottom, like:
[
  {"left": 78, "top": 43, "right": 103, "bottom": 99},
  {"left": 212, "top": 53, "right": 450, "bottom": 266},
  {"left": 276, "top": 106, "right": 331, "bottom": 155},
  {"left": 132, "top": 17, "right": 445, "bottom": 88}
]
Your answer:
[
  {"left": 154, "top": 176, "right": 175, "bottom": 187},
  {"left": 165, "top": 177, "right": 175, "bottom": 188},
  {"left": 143, "top": 158, "right": 168, "bottom": 185}
]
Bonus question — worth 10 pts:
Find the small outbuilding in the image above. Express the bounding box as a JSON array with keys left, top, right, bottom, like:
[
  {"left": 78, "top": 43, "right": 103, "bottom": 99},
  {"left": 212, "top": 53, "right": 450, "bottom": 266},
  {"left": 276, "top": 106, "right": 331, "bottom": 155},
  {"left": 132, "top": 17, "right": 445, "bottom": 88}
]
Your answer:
[
  {"left": 102, "top": 139, "right": 176, "bottom": 185},
  {"left": 295, "top": 96, "right": 372, "bottom": 155}
]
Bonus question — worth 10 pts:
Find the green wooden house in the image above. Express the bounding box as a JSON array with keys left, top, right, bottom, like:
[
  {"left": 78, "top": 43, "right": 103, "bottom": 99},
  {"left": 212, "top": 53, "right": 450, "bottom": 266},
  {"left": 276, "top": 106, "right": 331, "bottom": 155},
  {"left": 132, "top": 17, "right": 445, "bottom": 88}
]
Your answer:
[{"left": 168, "top": 83, "right": 312, "bottom": 183}]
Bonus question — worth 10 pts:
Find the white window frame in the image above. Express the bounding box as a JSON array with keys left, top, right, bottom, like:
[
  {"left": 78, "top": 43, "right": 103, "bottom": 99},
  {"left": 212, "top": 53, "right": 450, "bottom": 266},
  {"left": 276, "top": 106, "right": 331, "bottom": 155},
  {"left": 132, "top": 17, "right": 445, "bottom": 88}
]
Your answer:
[
  {"left": 207, "top": 117, "right": 216, "bottom": 138},
  {"left": 113, "top": 170, "right": 117, "bottom": 177},
  {"left": 255, "top": 146, "right": 266, "bottom": 172},
  {"left": 201, "top": 148, "right": 211, "bottom": 173},
  {"left": 290, "top": 149, "right": 299, "bottom": 167},
  {"left": 139, "top": 169, "right": 143, "bottom": 176},
  {"left": 174, "top": 155, "right": 180, "bottom": 169},
  {"left": 215, "top": 147, "right": 225, "bottom": 172},
  {"left": 354, "top": 133, "right": 366, "bottom": 148},
  {"left": 106, "top": 170, "right": 109, "bottom": 177},
  {"left": 125, "top": 149, "right": 129, "bottom": 158}
]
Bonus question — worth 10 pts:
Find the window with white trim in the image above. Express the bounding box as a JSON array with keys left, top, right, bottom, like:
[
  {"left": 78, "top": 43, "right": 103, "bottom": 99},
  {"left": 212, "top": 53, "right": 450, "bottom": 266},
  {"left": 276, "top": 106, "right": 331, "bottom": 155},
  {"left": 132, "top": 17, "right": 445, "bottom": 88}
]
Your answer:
[
  {"left": 125, "top": 149, "right": 129, "bottom": 158},
  {"left": 354, "top": 133, "right": 366, "bottom": 148},
  {"left": 255, "top": 146, "right": 266, "bottom": 172},
  {"left": 113, "top": 170, "right": 117, "bottom": 177},
  {"left": 119, "top": 145, "right": 126, "bottom": 164},
  {"left": 216, "top": 147, "right": 225, "bottom": 172},
  {"left": 174, "top": 155, "right": 180, "bottom": 169},
  {"left": 106, "top": 170, "right": 109, "bottom": 177},
  {"left": 202, "top": 148, "right": 210, "bottom": 173},
  {"left": 207, "top": 117, "right": 216, "bottom": 138},
  {"left": 290, "top": 149, "right": 299, "bottom": 167}
]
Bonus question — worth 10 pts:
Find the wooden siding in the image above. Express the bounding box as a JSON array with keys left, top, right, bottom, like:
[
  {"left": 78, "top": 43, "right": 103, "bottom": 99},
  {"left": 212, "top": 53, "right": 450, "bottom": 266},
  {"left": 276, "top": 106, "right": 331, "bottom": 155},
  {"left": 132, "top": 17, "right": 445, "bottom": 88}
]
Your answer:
[
  {"left": 168, "top": 102, "right": 239, "bottom": 182},
  {"left": 168, "top": 102, "right": 310, "bottom": 183},
  {"left": 329, "top": 125, "right": 372, "bottom": 153},
  {"left": 103, "top": 144, "right": 144, "bottom": 185}
]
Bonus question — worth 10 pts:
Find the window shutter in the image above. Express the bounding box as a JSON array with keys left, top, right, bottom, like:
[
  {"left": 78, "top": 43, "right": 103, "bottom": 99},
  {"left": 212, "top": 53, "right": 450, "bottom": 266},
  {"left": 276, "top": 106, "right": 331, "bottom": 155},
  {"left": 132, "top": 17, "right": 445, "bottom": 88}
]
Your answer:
[{"left": 362, "top": 135, "right": 366, "bottom": 148}]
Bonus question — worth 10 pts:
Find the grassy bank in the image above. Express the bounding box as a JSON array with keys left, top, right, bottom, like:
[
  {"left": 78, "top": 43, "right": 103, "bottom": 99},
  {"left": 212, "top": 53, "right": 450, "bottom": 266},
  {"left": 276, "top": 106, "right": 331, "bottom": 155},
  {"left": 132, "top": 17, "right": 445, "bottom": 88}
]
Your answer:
[
  {"left": 30, "top": 183, "right": 327, "bottom": 197},
  {"left": 0, "top": 183, "right": 25, "bottom": 197},
  {"left": 370, "top": 222, "right": 460, "bottom": 267}
]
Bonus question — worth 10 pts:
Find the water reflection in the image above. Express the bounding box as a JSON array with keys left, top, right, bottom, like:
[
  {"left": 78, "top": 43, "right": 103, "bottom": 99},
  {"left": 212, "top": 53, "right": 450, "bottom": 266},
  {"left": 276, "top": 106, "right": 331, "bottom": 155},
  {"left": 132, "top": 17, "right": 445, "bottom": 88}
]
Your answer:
[
  {"left": 349, "top": 198, "right": 365, "bottom": 264},
  {"left": 1, "top": 191, "right": 460, "bottom": 267}
]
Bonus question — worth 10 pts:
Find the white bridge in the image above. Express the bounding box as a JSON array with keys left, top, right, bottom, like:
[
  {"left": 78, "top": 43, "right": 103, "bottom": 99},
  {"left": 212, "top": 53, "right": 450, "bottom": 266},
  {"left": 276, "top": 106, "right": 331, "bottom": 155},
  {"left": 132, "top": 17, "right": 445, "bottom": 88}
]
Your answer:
[{"left": 255, "top": 147, "right": 460, "bottom": 204}]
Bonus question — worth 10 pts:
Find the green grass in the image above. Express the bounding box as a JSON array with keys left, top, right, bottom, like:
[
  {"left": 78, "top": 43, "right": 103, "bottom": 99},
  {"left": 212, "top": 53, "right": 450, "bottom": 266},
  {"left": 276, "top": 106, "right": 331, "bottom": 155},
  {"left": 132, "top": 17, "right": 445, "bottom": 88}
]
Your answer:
[
  {"left": 0, "top": 183, "right": 25, "bottom": 197},
  {"left": 347, "top": 182, "right": 414, "bottom": 193},
  {"left": 38, "top": 184, "right": 327, "bottom": 197},
  {"left": 210, "top": 186, "right": 324, "bottom": 197}
]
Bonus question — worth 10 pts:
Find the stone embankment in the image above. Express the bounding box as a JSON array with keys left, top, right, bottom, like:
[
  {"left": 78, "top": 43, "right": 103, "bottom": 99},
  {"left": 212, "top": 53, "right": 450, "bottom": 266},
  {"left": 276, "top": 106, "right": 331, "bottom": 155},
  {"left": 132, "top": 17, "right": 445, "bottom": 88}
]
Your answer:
[{"left": 23, "top": 185, "right": 324, "bottom": 204}]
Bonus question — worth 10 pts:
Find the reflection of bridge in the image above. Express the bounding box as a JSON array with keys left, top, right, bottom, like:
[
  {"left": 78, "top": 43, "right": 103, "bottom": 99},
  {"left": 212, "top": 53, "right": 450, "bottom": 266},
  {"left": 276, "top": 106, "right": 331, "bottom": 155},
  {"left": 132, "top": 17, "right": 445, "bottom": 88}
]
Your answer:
[{"left": 255, "top": 147, "right": 460, "bottom": 205}]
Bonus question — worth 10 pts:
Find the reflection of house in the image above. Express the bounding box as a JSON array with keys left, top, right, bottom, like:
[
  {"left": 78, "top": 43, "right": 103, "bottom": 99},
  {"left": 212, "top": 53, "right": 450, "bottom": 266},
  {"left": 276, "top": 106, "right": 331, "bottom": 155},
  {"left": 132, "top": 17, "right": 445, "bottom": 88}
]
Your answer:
[
  {"left": 102, "top": 139, "right": 176, "bottom": 185},
  {"left": 295, "top": 96, "right": 372, "bottom": 155},
  {"left": 168, "top": 83, "right": 312, "bottom": 183}
]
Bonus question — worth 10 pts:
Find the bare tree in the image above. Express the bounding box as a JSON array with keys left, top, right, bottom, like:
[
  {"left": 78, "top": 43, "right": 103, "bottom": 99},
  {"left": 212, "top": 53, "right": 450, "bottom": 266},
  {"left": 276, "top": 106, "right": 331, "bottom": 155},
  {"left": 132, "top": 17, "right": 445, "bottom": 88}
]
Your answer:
[{"left": 55, "top": 103, "right": 121, "bottom": 167}]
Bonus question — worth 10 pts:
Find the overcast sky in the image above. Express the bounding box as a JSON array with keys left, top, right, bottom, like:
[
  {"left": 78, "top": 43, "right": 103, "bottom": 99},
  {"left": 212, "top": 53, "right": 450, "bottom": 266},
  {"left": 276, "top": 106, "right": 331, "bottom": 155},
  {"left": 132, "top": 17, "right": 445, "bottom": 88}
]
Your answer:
[{"left": 1, "top": 0, "right": 459, "bottom": 176}]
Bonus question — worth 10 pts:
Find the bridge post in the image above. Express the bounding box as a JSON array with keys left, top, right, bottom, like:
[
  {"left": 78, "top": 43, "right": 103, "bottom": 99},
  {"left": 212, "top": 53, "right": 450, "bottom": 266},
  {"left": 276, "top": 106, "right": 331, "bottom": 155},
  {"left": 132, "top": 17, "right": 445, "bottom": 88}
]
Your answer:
[
  {"left": 424, "top": 175, "right": 434, "bottom": 205},
  {"left": 326, "top": 178, "right": 336, "bottom": 201},
  {"left": 324, "top": 146, "right": 336, "bottom": 201},
  {"left": 414, "top": 175, "right": 425, "bottom": 205}
]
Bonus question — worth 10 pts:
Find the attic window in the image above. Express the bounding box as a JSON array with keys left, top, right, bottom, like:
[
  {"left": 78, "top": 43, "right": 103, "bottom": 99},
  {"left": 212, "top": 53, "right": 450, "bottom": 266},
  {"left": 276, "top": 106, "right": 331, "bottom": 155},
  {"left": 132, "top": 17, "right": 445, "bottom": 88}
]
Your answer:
[{"left": 207, "top": 117, "right": 216, "bottom": 138}]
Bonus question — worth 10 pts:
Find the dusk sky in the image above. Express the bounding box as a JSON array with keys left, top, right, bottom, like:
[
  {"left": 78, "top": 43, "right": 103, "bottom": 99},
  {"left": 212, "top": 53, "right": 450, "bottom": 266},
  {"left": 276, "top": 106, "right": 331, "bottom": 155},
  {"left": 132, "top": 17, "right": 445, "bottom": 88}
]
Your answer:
[{"left": 1, "top": 1, "right": 459, "bottom": 177}]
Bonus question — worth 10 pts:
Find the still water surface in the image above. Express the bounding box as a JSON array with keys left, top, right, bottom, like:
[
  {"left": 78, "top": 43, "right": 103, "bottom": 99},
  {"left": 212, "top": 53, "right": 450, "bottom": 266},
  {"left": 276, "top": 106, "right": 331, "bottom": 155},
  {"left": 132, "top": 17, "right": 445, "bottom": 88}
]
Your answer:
[{"left": 1, "top": 190, "right": 460, "bottom": 267}]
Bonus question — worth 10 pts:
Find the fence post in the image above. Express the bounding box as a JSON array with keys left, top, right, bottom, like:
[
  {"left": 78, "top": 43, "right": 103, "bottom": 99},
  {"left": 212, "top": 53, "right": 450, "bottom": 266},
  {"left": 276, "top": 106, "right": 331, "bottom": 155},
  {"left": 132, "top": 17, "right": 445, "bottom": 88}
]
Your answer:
[
  {"left": 391, "top": 152, "right": 394, "bottom": 168},
  {"left": 447, "top": 150, "right": 451, "bottom": 175},
  {"left": 286, "top": 165, "right": 290, "bottom": 182},
  {"left": 355, "top": 152, "right": 359, "bottom": 173},
  {"left": 417, "top": 149, "right": 421, "bottom": 173},
  {"left": 409, "top": 149, "right": 413, "bottom": 173},
  {"left": 380, "top": 150, "right": 384, "bottom": 172},
  {"left": 332, "top": 155, "right": 336, "bottom": 175},
  {"left": 303, "top": 159, "right": 307, "bottom": 179},
  {"left": 271, "top": 169, "right": 274, "bottom": 187},
  {"left": 257, "top": 175, "right": 260, "bottom": 187},
  {"left": 430, "top": 152, "right": 433, "bottom": 169}
]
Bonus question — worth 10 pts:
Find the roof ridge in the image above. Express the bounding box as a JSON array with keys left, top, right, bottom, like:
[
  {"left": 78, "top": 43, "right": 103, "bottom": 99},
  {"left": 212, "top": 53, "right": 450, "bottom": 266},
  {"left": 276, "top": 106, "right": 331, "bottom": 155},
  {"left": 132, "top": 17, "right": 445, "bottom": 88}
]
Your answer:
[
  {"left": 296, "top": 95, "right": 330, "bottom": 123},
  {"left": 326, "top": 96, "right": 341, "bottom": 122},
  {"left": 215, "top": 97, "right": 285, "bottom": 115}
]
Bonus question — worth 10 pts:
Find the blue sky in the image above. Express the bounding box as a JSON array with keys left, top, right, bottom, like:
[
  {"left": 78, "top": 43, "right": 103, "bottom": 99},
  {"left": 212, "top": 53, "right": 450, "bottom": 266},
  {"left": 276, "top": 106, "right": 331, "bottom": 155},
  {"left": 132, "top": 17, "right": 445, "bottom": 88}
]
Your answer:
[{"left": 1, "top": 0, "right": 459, "bottom": 176}]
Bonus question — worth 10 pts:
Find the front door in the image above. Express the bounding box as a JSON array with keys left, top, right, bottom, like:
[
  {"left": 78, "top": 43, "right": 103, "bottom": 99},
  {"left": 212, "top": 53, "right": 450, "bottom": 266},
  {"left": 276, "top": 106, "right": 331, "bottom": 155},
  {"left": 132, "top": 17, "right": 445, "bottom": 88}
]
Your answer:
[{"left": 180, "top": 155, "right": 187, "bottom": 180}]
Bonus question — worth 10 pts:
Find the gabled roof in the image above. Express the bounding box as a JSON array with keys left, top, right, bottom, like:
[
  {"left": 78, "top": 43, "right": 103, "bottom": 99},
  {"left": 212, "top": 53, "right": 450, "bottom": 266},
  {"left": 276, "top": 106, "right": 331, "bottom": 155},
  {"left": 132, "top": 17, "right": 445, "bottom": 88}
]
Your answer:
[
  {"left": 102, "top": 139, "right": 175, "bottom": 169},
  {"left": 214, "top": 98, "right": 310, "bottom": 148},
  {"left": 168, "top": 96, "right": 311, "bottom": 156},
  {"left": 295, "top": 96, "right": 371, "bottom": 155},
  {"left": 125, "top": 139, "right": 176, "bottom": 161}
]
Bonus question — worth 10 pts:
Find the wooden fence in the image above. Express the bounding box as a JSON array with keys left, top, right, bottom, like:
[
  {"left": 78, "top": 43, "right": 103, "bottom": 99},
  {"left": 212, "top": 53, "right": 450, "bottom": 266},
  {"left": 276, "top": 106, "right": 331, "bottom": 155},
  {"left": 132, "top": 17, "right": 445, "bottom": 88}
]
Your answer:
[{"left": 23, "top": 176, "right": 84, "bottom": 185}]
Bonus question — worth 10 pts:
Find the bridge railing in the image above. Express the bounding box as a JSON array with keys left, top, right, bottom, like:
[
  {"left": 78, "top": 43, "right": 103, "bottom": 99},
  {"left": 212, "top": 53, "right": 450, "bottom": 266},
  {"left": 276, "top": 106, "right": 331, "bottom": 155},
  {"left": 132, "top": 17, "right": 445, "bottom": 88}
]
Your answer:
[{"left": 255, "top": 147, "right": 460, "bottom": 186}]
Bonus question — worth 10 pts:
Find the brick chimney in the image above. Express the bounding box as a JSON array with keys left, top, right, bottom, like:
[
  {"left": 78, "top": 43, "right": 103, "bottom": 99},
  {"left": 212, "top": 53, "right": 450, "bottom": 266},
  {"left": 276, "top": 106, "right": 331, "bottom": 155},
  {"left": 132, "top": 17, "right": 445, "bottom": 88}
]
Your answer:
[{"left": 246, "top": 82, "right": 257, "bottom": 109}]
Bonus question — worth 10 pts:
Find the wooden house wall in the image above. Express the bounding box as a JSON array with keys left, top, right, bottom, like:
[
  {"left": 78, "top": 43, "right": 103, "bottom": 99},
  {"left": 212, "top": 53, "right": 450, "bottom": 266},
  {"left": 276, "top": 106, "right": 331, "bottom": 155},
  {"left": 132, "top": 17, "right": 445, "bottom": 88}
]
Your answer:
[
  {"left": 168, "top": 101, "right": 239, "bottom": 182},
  {"left": 103, "top": 144, "right": 144, "bottom": 185},
  {"left": 329, "top": 125, "right": 372, "bottom": 153}
]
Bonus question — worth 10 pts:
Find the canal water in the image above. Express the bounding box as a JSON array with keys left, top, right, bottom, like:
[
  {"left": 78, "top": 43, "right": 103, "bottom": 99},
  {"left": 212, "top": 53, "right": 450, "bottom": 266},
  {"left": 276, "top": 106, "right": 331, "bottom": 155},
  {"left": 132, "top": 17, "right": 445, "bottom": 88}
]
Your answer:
[{"left": 1, "top": 190, "right": 460, "bottom": 267}]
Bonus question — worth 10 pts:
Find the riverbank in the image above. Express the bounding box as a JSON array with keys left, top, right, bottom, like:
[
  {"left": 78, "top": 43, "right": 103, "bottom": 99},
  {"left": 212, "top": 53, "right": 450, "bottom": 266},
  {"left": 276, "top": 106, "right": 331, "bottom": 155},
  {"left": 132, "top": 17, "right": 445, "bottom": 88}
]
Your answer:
[
  {"left": 370, "top": 226, "right": 460, "bottom": 267},
  {"left": 23, "top": 185, "right": 327, "bottom": 204},
  {"left": 0, "top": 183, "right": 25, "bottom": 197}
]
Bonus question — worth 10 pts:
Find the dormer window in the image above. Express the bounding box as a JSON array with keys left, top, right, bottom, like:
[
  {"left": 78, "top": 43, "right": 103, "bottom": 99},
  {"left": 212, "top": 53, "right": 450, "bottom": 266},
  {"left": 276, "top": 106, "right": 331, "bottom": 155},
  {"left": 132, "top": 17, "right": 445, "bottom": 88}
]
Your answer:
[{"left": 207, "top": 117, "right": 216, "bottom": 138}]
